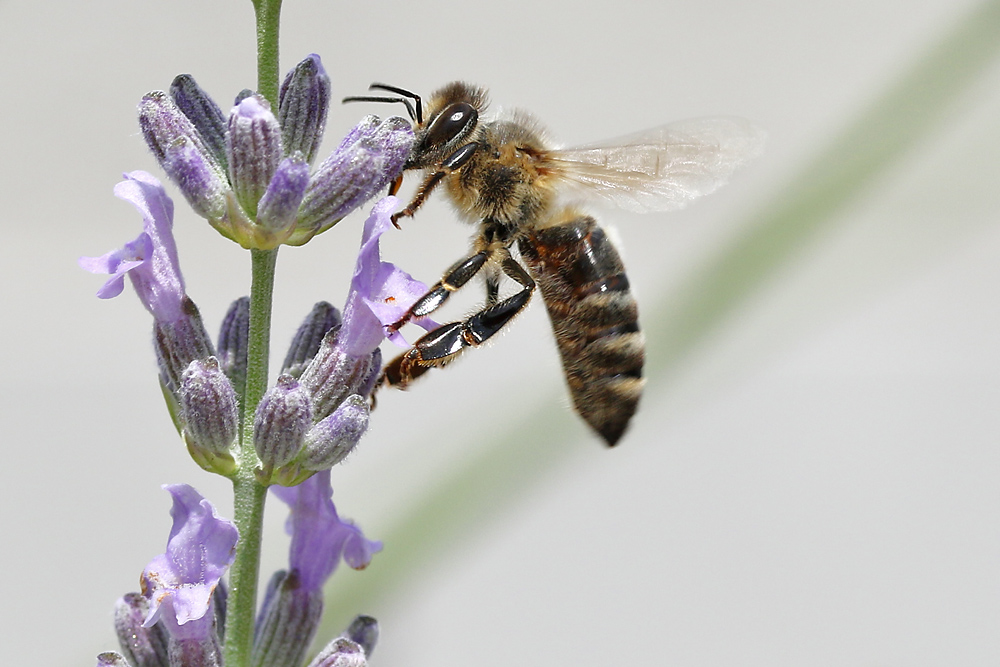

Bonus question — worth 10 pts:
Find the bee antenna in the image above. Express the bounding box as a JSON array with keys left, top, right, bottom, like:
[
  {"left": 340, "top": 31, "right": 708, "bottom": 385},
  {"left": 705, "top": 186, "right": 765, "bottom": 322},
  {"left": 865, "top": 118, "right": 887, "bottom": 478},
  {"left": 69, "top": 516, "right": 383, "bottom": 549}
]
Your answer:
[
  {"left": 368, "top": 83, "right": 423, "bottom": 124},
  {"left": 341, "top": 95, "right": 418, "bottom": 122}
]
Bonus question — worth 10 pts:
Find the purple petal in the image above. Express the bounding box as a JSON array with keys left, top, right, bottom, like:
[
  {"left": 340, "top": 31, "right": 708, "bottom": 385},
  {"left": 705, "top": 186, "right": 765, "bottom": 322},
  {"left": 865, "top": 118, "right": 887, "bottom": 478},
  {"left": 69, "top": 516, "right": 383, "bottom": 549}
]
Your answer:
[
  {"left": 339, "top": 196, "right": 436, "bottom": 356},
  {"left": 80, "top": 172, "right": 187, "bottom": 322},
  {"left": 272, "top": 470, "right": 381, "bottom": 592},
  {"left": 141, "top": 485, "right": 238, "bottom": 639}
]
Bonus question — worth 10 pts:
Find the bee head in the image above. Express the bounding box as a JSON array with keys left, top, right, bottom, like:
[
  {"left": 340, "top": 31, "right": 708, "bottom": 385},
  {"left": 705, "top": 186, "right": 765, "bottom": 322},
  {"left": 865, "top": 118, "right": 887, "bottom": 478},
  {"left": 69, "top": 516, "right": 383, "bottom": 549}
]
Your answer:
[{"left": 407, "top": 82, "right": 489, "bottom": 169}]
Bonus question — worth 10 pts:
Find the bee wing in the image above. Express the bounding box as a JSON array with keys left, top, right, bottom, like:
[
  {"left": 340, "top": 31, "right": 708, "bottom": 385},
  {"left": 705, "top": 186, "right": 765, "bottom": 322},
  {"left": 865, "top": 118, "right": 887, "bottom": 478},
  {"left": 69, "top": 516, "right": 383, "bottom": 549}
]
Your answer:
[{"left": 550, "top": 117, "right": 765, "bottom": 213}]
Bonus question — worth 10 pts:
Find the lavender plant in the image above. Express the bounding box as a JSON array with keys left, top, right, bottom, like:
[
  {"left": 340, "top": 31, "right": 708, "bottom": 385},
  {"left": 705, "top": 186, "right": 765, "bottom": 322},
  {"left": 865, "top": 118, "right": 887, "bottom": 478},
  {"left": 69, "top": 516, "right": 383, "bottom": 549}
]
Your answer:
[{"left": 79, "top": 3, "right": 437, "bottom": 666}]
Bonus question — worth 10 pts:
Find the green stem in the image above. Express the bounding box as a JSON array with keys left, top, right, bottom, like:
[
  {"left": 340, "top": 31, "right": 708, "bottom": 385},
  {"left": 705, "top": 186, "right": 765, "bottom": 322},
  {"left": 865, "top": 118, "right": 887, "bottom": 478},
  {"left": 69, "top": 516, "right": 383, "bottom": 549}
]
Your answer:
[
  {"left": 224, "top": 248, "right": 278, "bottom": 667},
  {"left": 222, "top": 1, "right": 284, "bottom": 663},
  {"left": 252, "top": 0, "right": 283, "bottom": 105}
]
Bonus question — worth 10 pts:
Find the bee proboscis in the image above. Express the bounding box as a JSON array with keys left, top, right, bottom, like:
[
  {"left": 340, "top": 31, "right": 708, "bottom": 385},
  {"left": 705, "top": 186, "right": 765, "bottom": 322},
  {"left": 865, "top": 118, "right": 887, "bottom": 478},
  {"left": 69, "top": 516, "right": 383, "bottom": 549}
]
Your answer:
[{"left": 344, "top": 82, "right": 764, "bottom": 445}]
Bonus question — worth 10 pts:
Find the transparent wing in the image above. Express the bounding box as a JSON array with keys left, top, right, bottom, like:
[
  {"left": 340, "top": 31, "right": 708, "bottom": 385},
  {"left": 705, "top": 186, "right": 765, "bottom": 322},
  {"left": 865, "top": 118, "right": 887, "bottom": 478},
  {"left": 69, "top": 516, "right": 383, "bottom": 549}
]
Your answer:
[{"left": 550, "top": 117, "right": 765, "bottom": 213}]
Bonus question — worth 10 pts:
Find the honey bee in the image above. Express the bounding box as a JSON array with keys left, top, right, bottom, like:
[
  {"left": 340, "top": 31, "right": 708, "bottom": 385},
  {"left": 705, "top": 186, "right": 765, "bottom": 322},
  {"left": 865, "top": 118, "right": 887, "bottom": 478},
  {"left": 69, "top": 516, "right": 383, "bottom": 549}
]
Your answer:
[{"left": 344, "top": 82, "right": 763, "bottom": 445}]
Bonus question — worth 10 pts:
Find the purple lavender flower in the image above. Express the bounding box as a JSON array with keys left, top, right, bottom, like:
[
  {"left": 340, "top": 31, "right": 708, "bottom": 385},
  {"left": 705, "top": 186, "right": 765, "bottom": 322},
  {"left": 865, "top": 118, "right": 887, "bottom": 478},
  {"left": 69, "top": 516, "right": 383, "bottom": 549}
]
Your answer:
[
  {"left": 271, "top": 469, "right": 381, "bottom": 592},
  {"left": 249, "top": 471, "right": 379, "bottom": 667},
  {"left": 80, "top": 172, "right": 216, "bottom": 427},
  {"left": 340, "top": 195, "right": 436, "bottom": 357},
  {"left": 79, "top": 171, "right": 186, "bottom": 323},
  {"left": 138, "top": 54, "right": 414, "bottom": 249},
  {"left": 140, "top": 485, "right": 238, "bottom": 642}
]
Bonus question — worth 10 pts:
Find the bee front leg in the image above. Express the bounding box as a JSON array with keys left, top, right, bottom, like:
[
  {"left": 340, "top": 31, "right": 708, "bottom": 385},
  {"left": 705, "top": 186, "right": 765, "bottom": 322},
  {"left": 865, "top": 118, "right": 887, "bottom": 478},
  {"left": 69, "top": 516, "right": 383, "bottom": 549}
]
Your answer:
[{"left": 391, "top": 142, "right": 480, "bottom": 226}]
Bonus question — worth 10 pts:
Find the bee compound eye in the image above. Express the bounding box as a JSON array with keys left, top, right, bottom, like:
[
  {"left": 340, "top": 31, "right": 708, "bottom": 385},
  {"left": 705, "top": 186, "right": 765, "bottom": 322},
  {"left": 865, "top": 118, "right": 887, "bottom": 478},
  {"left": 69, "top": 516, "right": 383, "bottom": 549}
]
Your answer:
[{"left": 425, "top": 102, "right": 478, "bottom": 148}]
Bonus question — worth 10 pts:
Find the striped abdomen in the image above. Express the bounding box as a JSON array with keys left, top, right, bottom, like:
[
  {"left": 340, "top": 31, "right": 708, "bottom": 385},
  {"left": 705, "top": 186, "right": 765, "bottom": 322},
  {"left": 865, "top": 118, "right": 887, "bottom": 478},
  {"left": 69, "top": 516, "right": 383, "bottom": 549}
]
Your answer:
[{"left": 519, "top": 214, "right": 645, "bottom": 446}]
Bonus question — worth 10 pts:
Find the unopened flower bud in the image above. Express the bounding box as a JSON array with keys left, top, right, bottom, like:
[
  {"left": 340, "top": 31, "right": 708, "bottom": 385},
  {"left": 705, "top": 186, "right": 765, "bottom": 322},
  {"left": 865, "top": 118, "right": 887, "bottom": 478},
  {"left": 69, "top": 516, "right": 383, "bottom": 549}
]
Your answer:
[
  {"left": 307, "top": 638, "right": 366, "bottom": 667},
  {"left": 299, "top": 394, "right": 368, "bottom": 470},
  {"left": 168, "top": 633, "right": 223, "bottom": 667},
  {"left": 139, "top": 92, "right": 229, "bottom": 222},
  {"left": 342, "top": 616, "right": 379, "bottom": 658},
  {"left": 291, "top": 116, "right": 414, "bottom": 245},
  {"left": 281, "top": 302, "right": 342, "bottom": 378},
  {"left": 217, "top": 297, "right": 249, "bottom": 396},
  {"left": 115, "top": 593, "right": 169, "bottom": 667},
  {"left": 254, "top": 375, "right": 312, "bottom": 470},
  {"left": 97, "top": 653, "right": 131, "bottom": 667},
  {"left": 298, "top": 329, "right": 380, "bottom": 422},
  {"left": 251, "top": 570, "right": 323, "bottom": 667},
  {"left": 170, "top": 74, "right": 228, "bottom": 171},
  {"left": 234, "top": 89, "right": 255, "bottom": 105},
  {"left": 179, "top": 358, "right": 238, "bottom": 475},
  {"left": 256, "top": 153, "right": 310, "bottom": 237},
  {"left": 227, "top": 95, "right": 282, "bottom": 217},
  {"left": 278, "top": 54, "right": 331, "bottom": 165},
  {"left": 154, "top": 297, "right": 215, "bottom": 397}
]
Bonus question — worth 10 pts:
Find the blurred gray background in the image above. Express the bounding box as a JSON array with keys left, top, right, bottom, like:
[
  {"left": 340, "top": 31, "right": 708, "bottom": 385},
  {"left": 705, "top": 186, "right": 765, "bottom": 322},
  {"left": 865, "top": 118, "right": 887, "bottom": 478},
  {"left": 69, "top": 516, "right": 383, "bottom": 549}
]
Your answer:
[{"left": 1, "top": 0, "right": 999, "bottom": 664}]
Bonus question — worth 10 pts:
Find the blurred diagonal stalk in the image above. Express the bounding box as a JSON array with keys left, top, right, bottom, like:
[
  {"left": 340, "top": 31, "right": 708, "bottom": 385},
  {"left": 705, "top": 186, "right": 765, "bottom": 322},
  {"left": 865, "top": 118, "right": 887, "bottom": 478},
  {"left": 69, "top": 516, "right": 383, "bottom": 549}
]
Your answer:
[{"left": 319, "top": 0, "right": 1000, "bottom": 637}]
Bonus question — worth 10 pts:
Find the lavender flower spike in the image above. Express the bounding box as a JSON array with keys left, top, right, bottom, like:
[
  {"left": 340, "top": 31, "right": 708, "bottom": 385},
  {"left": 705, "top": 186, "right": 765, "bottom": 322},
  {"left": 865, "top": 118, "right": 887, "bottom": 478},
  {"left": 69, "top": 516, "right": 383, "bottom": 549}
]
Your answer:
[
  {"left": 79, "top": 171, "right": 186, "bottom": 322},
  {"left": 141, "top": 485, "right": 238, "bottom": 641},
  {"left": 289, "top": 116, "right": 414, "bottom": 245}
]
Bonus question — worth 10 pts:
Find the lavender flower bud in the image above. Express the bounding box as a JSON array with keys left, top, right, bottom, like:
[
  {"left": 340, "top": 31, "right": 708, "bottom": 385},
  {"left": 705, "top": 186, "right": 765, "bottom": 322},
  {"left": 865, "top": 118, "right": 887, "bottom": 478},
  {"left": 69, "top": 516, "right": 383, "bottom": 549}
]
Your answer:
[
  {"left": 217, "top": 296, "right": 249, "bottom": 396},
  {"left": 278, "top": 54, "right": 331, "bottom": 165},
  {"left": 291, "top": 116, "right": 414, "bottom": 245},
  {"left": 256, "top": 153, "right": 310, "bottom": 237},
  {"left": 97, "top": 653, "right": 131, "bottom": 667},
  {"left": 306, "top": 638, "right": 366, "bottom": 667},
  {"left": 213, "top": 580, "right": 228, "bottom": 642},
  {"left": 281, "top": 302, "right": 342, "bottom": 378},
  {"left": 138, "top": 92, "right": 229, "bottom": 222},
  {"left": 342, "top": 616, "right": 379, "bottom": 658},
  {"left": 114, "top": 593, "right": 168, "bottom": 667},
  {"left": 357, "top": 348, "right": 382, "bottom": 400},
  {"left": 298, "top": 329, "right": 380, "bottom": 422},
  {"left": 251, "top": 570, "right": 323, "bottom": 667},
  {"left": 179, "top": 358, "right": 239, "bottom": 457},
  {"left": 254, "top": 375, "right": 312, "bottom": 470},
  {"left": 170, "top": 74, "right": 228, "bottom": 170},
  {"left": 235, "top": 89, "right": 254, "bottom": 105},
  {"left": 227, "top": 95, "right": 282, "bottom": 216},
  {"left": 299, "top": 394, "right": 369, "bottom": 470},
  {"left": 154, "top": 296, "right": 215, "bottom": 397},
  {"left": 168, "top": 632, "right": 223, "bottom": 667}
]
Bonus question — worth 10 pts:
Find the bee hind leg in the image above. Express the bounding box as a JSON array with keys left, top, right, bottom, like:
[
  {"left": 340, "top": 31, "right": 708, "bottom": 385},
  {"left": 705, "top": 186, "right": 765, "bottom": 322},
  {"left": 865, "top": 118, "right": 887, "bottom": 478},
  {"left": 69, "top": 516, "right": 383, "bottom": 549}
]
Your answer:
[{"left": 382, "top": 256, "right": 535, "bottom": 388}]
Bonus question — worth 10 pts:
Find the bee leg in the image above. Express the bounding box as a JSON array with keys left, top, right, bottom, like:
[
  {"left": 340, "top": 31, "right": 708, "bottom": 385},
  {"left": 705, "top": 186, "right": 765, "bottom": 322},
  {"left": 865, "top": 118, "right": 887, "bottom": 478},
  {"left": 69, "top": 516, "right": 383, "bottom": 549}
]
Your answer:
[
  {"left": 391, "top": 142, "right": 480, "bottom": 226},
  {"left": 387, "top": 173, "right": 404, "bottom": 196},
  {"left": 383, "top": 256, "right": 535, "bottom": 388},
  {"left": 484, "top": 266, "right": 501, "bottom": 307},
  {"left": 387, "top": 250, "right": 492, "bottom": 332}
]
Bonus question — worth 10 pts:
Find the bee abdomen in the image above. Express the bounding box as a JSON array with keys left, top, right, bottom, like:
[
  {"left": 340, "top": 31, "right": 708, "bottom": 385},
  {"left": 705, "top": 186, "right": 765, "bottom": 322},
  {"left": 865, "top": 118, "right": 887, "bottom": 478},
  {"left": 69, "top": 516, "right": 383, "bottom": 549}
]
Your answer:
[{"left": 520, "top": 215, "right": 645, "bottom": 446}]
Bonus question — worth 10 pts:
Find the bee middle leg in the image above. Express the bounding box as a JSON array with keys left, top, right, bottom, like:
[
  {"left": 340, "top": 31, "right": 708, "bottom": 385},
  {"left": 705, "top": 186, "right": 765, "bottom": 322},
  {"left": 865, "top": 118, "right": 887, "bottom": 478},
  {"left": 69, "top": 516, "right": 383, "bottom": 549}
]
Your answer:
[{"left": 382, "top": 255, "right": 535, "bottom": 388}]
